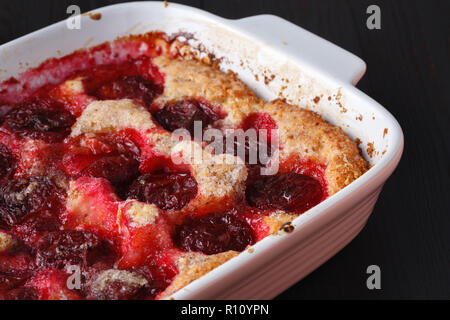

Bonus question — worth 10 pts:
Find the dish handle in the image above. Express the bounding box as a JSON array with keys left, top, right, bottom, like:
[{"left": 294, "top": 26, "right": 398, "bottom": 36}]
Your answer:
[{"left": 232, "top": 15, "right": 366, "bottom": 85}]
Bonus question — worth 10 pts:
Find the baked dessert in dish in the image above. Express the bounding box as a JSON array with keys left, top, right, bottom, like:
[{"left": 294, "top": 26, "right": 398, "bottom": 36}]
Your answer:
[{"left": 0, "top": 32, "right": 368, "bottom": 300}]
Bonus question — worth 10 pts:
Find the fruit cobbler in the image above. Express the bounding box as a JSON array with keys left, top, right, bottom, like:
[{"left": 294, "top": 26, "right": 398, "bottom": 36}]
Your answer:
[{"left": 0, "top": 32, "right": 368, "bottom": 300}]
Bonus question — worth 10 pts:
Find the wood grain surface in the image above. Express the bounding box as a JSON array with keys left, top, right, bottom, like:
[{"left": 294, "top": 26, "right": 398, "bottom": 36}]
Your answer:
[{"left": 0, "top": 0, "right": 448, "bottom": 299}]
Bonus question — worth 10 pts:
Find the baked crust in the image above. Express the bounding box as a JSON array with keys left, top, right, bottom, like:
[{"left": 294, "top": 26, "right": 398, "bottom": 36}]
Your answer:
[
  {"left": 264, "top": 211, "right": 298, "bottom": 234},
  {"left": 262, "top": 100, "right": 369, "bottom": 195},
  {"left": 153, "top": 55, "right": 262, "bottom": 127},
  {"left": 158, "top": 251, "right": 239, "bottom": 299},
  {"left": 71, "top": 99, "right": 156, "bottom": 136},
  {"left": 0, "top": 231, "right": 15, "bottom": 252}
]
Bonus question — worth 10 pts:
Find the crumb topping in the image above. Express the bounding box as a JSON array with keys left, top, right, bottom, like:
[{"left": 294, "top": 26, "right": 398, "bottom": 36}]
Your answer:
[
  {"left": 89, "top": 269, "right": 148, "bottom": 298},
  {"left": 0, "top": 231, "right": 15, "bottom": 252},
  {"left": 159, "top": 251, "right": 238, "bottom": 299},
  {"left": 121, "top": 200, "right": 160, "bottom": 227},
  {"left": 263, "top": 100, "right": 368, "bottom": 194},
  {"left": 71, "top": 99, "right": 155, "bottom": 136},
  {"left": 171, "top": 141, "right": 247, "bottom": 210},
  {"left": 264, "top": 211, "right": 298, "bottom": 234},
  {"left": 153, "top": 55, "right": 262, "bottom": 126}
]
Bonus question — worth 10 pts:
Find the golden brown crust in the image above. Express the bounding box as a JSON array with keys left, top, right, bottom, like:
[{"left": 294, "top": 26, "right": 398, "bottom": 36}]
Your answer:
[
  {"left": 0, "top": 231, "right": 15, "bottom": 252},
  {"left": 262, "top": 100, "right": 369, "bottom": 195},
  {"left": 153, "top": 55, "right": 262, "bottom": 126},
  {"left": 71, "top": 99, "right": 156, "bottom": 137},
  {"left": 158, "top": 251, "right": 239, "bottom": 299},
  {"left": 264, "top": 211, "right": 298, "bottom": 234}
]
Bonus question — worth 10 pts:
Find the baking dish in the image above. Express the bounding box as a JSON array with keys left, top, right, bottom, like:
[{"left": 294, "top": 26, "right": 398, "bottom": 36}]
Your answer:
[{"left": 0, "top": 1, "right": 403, "bottom": 299}]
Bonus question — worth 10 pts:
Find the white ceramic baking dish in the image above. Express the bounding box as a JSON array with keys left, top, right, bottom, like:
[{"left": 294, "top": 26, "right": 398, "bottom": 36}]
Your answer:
[{"left": 0, "top": 1, "right": 403, "bottom": 299}]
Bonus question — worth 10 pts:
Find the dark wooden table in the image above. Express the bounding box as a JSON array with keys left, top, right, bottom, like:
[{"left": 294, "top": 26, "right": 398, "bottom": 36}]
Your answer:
[{"left": 0, "top": 0, "right": 448, "bottom": 300}]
